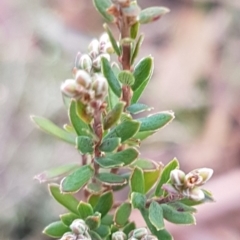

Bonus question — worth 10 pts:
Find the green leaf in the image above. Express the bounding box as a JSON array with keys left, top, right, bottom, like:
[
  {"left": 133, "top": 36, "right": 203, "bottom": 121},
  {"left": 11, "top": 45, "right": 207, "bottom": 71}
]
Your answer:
[
  {"left": 86, "top": 212, "right": 101, "bottom": 230},
  {"left": 101, "top": 214, "right": 114, "bottom": 225},
  {"left": 130, "top": 167, "right": 145, "bottom": 194},
  {"left": 49, "top": 184, "right": 79, "bottom": 215},
  {"left": 132, "top": 130, "right": 156, "bottom": 141},
  {"left": 162, "top": 204, "right": 196, "bottom": 225},
  {"left": 69, "top": 100, "right": 90, "bottom": 136},
  {"left": 149, "top": 201, "right": 164, "bottom": 230},
  {"left": 131, "top": 34, "right": 144, "bottom": 65},
  {"left": 131, "top": 56, "right": 153, "bottom": 91},
  {"left": 99, "top": 137, "right": 121, "bottom": 152},
  {"left": 76, "top": 100, "right": 93, "bottom": 124},
  {"left": 61, "top": 165, "right": 94, "bottom": 193},
  {"left": 167, "top": 202, "right": 197, "bottom": 213},
  {"left": 92, "top": 0, "right": 114, "bottom": 22},
  {"left": 34, "top": 163, "right": 79, "bottom": 183},
  {"left": 95, "top": 148, "right": 139, "bottom": 168},
  {"left": 96, "top": 173, "right": 127, "bottom": 186},
  {"left": 130, "top": 22, "right": 140, "bottom": 39},
  {"left": 130, "top": 158, "right": 157, "bottom": 170},
  {"left": 103, "top": 102, "right": 125, "bottom": 130},
  {"left": 101, "top": 57, "right": 121, "bottom": 98},
  {"left": 127, "top": 103, "right": 153, "bottom": 115},
  {"left": 88, "top": 194, "right": 100, "bottom": 208},
  {"left": 104, "top": 120, "right": 140, "bottom": 143},
  {"left": 138, "top": 111, "right": 175, "bottom": 132},
  {"left": 95, "top": 225, "right": 111, "bottom": 239},
  {"left": 118, "top": 71, "right": 135, "bottom": 86},
  {"left": 60, "top": 213, "right": 79, "bottom": 226},
  {"left": 76, "top": 136, "right": 94, "bottom": 154},
  {"left": 86, "top": 182, "right": 103, "bottom": 194},
  {"left": 77, "top": 201, "right": 94, "bottom": 219},
  {"left": 144, "top": 164, "right": 162, "bottom": 193},
  {"left": 89, "top": 230, "right": 102, "bottom": 240},
  {"left": 43, "top": 221, "right": 70, "bottom": 238},
  {"left": 114, "top": 202, "right": 132, "bottom": 226},
  {"left": 122, "top": 222, "right": 136, "bottom": 236},
  {"left": 131, "top": 192, "right": 146, "bottom": 210},
  {"left": 139, "top": 7, "right": 170, "bottom": 24},
  {"left": 131, "top": 77, "right": 150, "bottom": 104},
  {"left": 155, "top": 158, "right": 179, "bottom": 197},
  {"left": 31, "top": 116, "right": 75, "bottom": 145},
  {"left": 103, "top": 23, "right": 121, "bottom": 56},
  {"left": 94, "top": 191, "right": 113, "bottom": 217}
]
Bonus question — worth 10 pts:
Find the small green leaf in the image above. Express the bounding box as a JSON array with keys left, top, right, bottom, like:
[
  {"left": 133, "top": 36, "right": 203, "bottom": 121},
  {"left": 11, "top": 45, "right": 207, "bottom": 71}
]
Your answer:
[
  {"left": 31, "top": 116, "right": 75, "bottom": 145},
  {"left": 118, "top": 71, "right": 135, "bottom": 86},
  {"left": 60, "top": 213, "right": 79, "bottom": 226},
  {"left": 69, "top": 100, "right": 90, "bottom": 136},
  {"left": 162, "top": 204, "right": 196, "bottom": 225},
  {"left": 144, "top": 164, "right": 162, "bottom": 193},
  {"left": 167, "top": 202, "right": 197, "bottom": 213},
  {"left": 76, "top": 136, "right": 94, "bottom": 154},
  {"left": 114, "top": 202, "right": 132, "bottom": 226},
  {"left": 133, "top": 130, "right": 156, "bottom": 140},
  {"left": 61, "top": 165, "right": 94, "bottom": 193},
  {"left": 139, "top": 7, "right": 170, "bottom": 24},
  {"left": 131, "top": 34, "right": 144, "bottom": 65},
  {"left": 86, "top": 212, "right": 101, "bottom": 230},
  {"left": 130, "top": 22, "right": 140, "bottom": 39},
  {"left": 131, "top": 56, "right": 153, "bottom": 91},
  {"left": 104, "top": 120, "right": 140, "bottom": 143},
  {"left": 130, "top": 167, "right": 145, "bottom": 194},
  {"left": 77, "top": 201, "right": 94, "bottom": 219},
  {"left": 94, "top": 191, "right": 113, "bottom": 217},
  {"left": 138, "top": 111, "right": 174, "bottom": 132},
  {"left": 95, "top": 225, "right": 111, "bottom": 239},
  {"left": 149, "top": 201, "right": 164, "bottom": 230},
  {"left": 99, "top": 137, "right": 121, "bottom": 152},
  {"left": 131, "top": 192, "right": 146, "bottom": 209},
  {"left": 34, "top": 163, "right": 79, "bottom": 183},
  {"left": 101, "top": 214, "right": 114, "bottom": 225},
  {"left": 89, "top": 230, "right": 102, "bottom": 240},
  {"left": 155, "top": 158, "right": 179, "bottom": 197},
  {"left": 101, "top": 57, "right": 121, "bottom": 98},
  {"left": 103, "top": 102, "right": 125, "bottom": 130},
  {"left": 49, "top": 184, "right": 79, "bottom": 215},
  {"left": 88, "top": 194, "right": 100, "bottom": 208},
  {"left": 103, "top": 23, "right": 121, "bottom": 56},
  {"left": 92, "top": 0, "right": 114, "bottom": 22},
  {"left": 86, "top": 182, "right": 103, "bottom": 194},
  {"left": 43, "top": 221, "right": 70, "bottom": 238},
  {"left": 95, "top": 157, "right": 124, "bottom": 168},
  {"left": 127, "top": 103, "right": 153, "bottom": 115},
  {"left": 123, "top": 222, "right": 136, "bottom": 236},
  {"left": 96, "top": 173, "right": 127, "bottom": 186},
  {"left": 131, "top": 77, "right": 150, "bottom": 104},
  {"left": 130, "top": 158, "right": 157, "bottom": 170},
  {"left": 76, "top": 100, "right": 93, "bottom": 124}
]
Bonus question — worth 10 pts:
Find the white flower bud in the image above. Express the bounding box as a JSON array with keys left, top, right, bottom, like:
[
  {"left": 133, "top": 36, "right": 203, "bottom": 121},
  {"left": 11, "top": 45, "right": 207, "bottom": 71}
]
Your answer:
[
  {"left": 75, "top": 70, "right": 92, "bottom": 89},
  {"left": 88, "top": 39, "right": 99, "bottom": 59},
  {"left": 61, "top": 79, "right": 78, "bottom": 98},
  {"left": 141, "top": 234, "right": 158, "bottom": 240},
  {"left": 170, "top": 169, "right": 185, "bottom": 187},
  {"left": 79, "top": 54, "right": 92, "bottom": 73},
  {"left": 132, "top": 228, "right": 148, "bottom": 239},
  {"left": 92, "top": 75, "right": 108, "bottom": 100},
  {"left": 191, "top": 168, "right": 213, "bottom": 186},
  {"left": 99, "top": 32, "right": 110, "bottom": 45},
  {"left": 60, "top": 232, "right": 76, "bottom": 240},
  {"left": 92, "top": 54, "right": 110, "bottom": 70},
  {"left": 112, "top": 231, "right": 127, "bottom": 240},
  {"left": 188, "top": 188, "right": 205, "bottom": 201},
  {"left": 70, "top": 219, "right": 88, "bottom": 235}
]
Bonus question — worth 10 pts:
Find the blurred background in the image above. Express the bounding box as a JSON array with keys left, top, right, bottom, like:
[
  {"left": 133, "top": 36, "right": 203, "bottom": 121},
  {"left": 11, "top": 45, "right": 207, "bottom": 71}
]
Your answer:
[{"left": 1, "top": 0, "right": 240, "bottom": 239}]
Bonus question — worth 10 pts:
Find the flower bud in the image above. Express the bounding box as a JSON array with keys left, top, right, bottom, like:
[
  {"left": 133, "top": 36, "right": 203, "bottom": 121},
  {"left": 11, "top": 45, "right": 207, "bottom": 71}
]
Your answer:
[
  {"left": 170, "top": 169, "right": 185, "bottom": 187},
  {"left": 76, "top": 235, "right": 89, "bottom": 240},
  {"left": 79, "top": 54, "right": 92, "bottom": 73},
  {"left": 70, "top": 219, "right": 88, "bottom": 235},
  {"left": 112, "top": 231, "right": 127, "bottom": 240},
  {"left": 88, "top": 39, "right": 99, "bottom": 59},
  {"left": 99, "top": 32, "right": 110, "bottom": 45},
  {"left": 100, "top": 41, "right": 114, "bottom": 54},
  {"left": 75, "top": 70, "right": 92, "bottom": 89},
  {"left": 60, "top": 232, "right": 76, "bottom": 240},
  {"left": 188, "top": 188, "right": 205, "bottom": 201},
  {"left": 132, "top": 228, "right": 148, "bottom": 239},
  {"left": 61, "top": 79, "right": 78, "bottom": 98},
  {"left": 192, "top": 168, "right": 213, "bottom": 186},
  {"left": 141, "top": 234, "right": 158, "bottom": 240},
  {"left": 92, "top": 75, "right": 108, "bottom": 100},
  {"left": 92, "top": 54, "right": 110, "bottom": 70}
]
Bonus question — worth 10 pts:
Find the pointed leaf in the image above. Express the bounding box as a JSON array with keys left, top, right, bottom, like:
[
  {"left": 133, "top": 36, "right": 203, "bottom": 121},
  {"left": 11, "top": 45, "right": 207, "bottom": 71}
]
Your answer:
[
  {"left": 95, "top": 225, "right": 111, "bottom": 239},
  {"left": 60, "top": 213, "right": 79, "bottom": 226},
  {"left": 131, "top": 192, "right": 146, "bottom": 209},
  {"left": 89, "top": 230, "right": 102, "bottom": 240},
  {"left": 99, "top": 137, "right": 121, "bottom": 152},
  {"left": 123, "top": 222, "right": 136, "bottom": 236},
  {"left": 114, "top": 202, "right": 132, "bottom": 226},
  {"left": 139, "top": 7, "right": 170, "bottom": 24},
  {"left": 103, "top": 23, "right": 121, "bottom": 56},
  {"left": 167, "top": 202, "right": 197, "bottom": 213},
  {"left": 149, "top": 201, "right": 164, "bottom": 230},
  {"left": 131, "top": 77, "right": 150, "bottom": 104},
  {"left": 49, "top": 184, "right": 79, "bottom": 215},
  {"left": 77, "top": 201, "right": 94, "bottom": 219},
  {"left": 92, "top": 0, "right": 114, "bottom": 22},
  {"left": 34, "top": 163, "right": 79, "bottom": 183},
  {"left": 133, "top": 130, "right": 156, "bottom": 140},
  {"left": 144, "top": 164, "right": 162, "bottom": 193},
  {"left": 103, "top": 102, "right": 125, "bottom": 130},
  {"left": 76, "top": 100, "right": 93, "bottom": 124},
  {"left": 130, "top": 167, "right": 145, "bottom": 194},
  {"left": 101, "top": 214, "right": 114, "bottom": 225},
  {"left": 31, "top": 116, "right": 75, "bottom": 145},
  {"left": 61, "top": 165, "right": 94, "bottom": 193},
  {"left": 138, "top": 111, "right": 174, "bottom": 132},
  {"left": 131, "top": 56, "right": 153, "bottom": 91},
  {"left": 101, "top": 57, "right": 121, "bottom": 97},
  {"left": 76, "top": 136, "right": 94, "bottom": 154},
  {"left": 43, "top": 221, "right": 70, "bottom": 238},
  {"left": 130, "top": 22, "right": 140, "bottom": 39},
  {"left": 155, "top": 158, "right": 179, "bottom": 197},
  {"left": 94, "top": 191, "right": 113, "bottom": 217},
  {"left": 131, "top": 34, "right": 144, "bottom": 65},
  {"left": 96, "top": 173, "right": 127, "bottom": 186},
  {"left": 69, "top": 100, "right": 90, "bottom": 136},
  {"left": 162, "top": 204, "right": 196, "bottom": 225},
  {"left": 86, "top": 212, "right": 101, "bottom": 230},
  {"left": 104, "top": 120, "right": 140, "bottom": 142},
  {"left": 127, "top": 103, "right": 153, "bottom": 115},
  {"left": 88, "top": 194, "right": 100, "bottom": 208}
]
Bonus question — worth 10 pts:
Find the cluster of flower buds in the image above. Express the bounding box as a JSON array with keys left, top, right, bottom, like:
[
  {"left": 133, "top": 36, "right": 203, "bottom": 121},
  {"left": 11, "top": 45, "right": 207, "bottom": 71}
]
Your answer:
[
  {"left": 166, "top": 168, "right": 213, "bottom": 201},
  {"left": 59, "top": 219, "right": 91, "bottom": 240}
]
